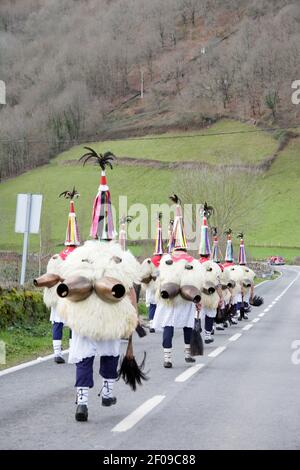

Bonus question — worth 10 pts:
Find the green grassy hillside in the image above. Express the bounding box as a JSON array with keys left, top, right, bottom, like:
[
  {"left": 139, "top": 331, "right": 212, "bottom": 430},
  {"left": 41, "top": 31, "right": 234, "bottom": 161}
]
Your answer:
[
  {"left": 0, "top": 119, "right": 299, "bottom": 261},
  {"left": 58, "top": 120, "right": 277, "bottom": 165}
]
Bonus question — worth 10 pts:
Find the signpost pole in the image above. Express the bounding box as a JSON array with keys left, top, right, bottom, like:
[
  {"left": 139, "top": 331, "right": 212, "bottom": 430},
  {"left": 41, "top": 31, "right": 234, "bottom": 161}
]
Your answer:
[{"left": 20, "top": 194, "right": 32, "bottom": 286}]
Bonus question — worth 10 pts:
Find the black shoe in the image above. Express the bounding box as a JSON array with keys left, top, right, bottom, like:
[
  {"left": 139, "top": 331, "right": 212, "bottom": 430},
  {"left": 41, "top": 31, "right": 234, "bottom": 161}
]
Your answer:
[
  {"left": 54, "top": 356, "right": 65, "bottom": 364},
  {"left": 205, "top": 338, "right": 214, "bottom": 344},
  {"left": 223, "top": 322, "right": 228, "bottom": 328},
  {"left": 102, "top": 396, "right": 117, "bottom": 407},
  {"left": 238, "top": 315, "right": 242, "bottom": 321},
  {"left": 216, "top": 325, "right": 225, "bottom": 331},
  {"left": 211, "top": 329, "right": 215, "bottom": 335},
  {"left": 75, "top": 404, "right": 88, "bottom": 422},
  {"left": 149, "top": 328, "right": 155, "bottom": 333},
  {"left": 185, "top": 357, "right": 196, "bottom": 363},
  {"left": 163, "top": 361, "right": 172, "bottom": 368}
]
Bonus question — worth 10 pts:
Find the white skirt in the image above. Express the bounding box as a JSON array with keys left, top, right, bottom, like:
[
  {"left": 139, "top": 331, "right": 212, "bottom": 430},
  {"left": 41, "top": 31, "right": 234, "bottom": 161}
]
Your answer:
[
  {"left": 68, "top": 331, "right": 121, "bottom": 364},
  {"left": 145, "top": 285, "right": 156, "bottom": 306},
  {"left": 50, "top": 306, "right": 64, "bottom": 324},
  {"left": 201, "top": 307, "right": 217, "bottom": 319},
  {"left": 233, "top": 293, "right": 242, "bottom": 304},
  {"left": 152, "top": 300, "right": 195, "bottom": 331}
]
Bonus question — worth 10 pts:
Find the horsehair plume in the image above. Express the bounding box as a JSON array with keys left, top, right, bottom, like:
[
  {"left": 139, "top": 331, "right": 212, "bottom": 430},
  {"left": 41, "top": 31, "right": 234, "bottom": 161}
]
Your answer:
[
  {"left": 237, "top": 232, "right": 244, "bottom": 239},
  {"left": 79, "top": 147, "right": 116, "bottom": 170},
  {"left": 118, "top": 335, "right": 148, "bottom": 391},
  {"left": 224, "top": 228, "right": 232, "bottom": 236},
  {"left": 250, "top": 295, "right": 264, "bottom": 307},
  {"left": 59, "top": 186, "right": 80, "bottom": 199},
  {"left": 169, "top": 193, "right": 181, "bottom": 205},
  {"left": 190, "top": 318, "right": 204, "bottom": 356},
  {"left": 211, "top": 226, "right": 218, "bottom": 236}
]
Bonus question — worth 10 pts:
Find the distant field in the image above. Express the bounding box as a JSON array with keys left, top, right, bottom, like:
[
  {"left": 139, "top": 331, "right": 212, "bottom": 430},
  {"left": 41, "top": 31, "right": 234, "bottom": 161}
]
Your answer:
[
  {"left": 57, "top": 120, "right": 278, "bottom": 165},
  {"left": 0, "top": 164, "right": 175, "bottom": 251},
  {"left": 0, "top": 120, "right": 299, "bottom": 258},
  {"left": 251, "top": 137, "right": 300, "bottom": 248}
]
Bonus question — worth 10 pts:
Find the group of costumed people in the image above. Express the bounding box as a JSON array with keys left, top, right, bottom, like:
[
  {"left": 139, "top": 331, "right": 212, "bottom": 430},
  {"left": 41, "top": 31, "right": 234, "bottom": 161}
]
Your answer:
[
  {"left": 34, "top": 148, "right": 262, "bottom": 422},
  {"left": 141, "top": 197, "right": 262, "bottom": 369}
]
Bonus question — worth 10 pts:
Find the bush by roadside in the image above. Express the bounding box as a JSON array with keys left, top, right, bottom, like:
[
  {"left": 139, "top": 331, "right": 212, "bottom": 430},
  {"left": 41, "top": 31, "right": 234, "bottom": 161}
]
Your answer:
[{"left": 0, "top": 288, "right": 49, "bottom": 329}]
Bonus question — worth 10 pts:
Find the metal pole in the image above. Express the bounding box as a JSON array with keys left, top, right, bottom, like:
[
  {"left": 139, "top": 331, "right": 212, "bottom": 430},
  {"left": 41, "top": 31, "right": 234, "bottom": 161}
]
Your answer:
[
  {"left": 140, "top": 70, "right": 144, "bottom": 99},
  {"left": 20, "top": 194, "right": 32, "bottom": 286}
]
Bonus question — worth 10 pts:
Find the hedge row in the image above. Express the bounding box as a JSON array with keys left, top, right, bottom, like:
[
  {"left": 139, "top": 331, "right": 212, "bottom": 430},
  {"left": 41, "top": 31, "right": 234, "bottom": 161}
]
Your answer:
[{"left": 0, "top": 288, "right": 49, "bottom": 329}]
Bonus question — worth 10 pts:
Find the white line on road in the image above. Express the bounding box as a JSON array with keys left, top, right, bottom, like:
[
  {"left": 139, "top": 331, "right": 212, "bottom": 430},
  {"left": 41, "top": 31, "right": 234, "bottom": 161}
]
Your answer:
[
  {"left": 228, "top": 333, "right": 242, "bottom": 342},
  {"left": 0, "top": 350, "right": 70, "bottom": 377},
  {"left": 112, "top": 395, "right": 165, "bottom": 433},
  {"left": 208, "top": 346, "right": 226, "bottom": 358},
  {"left": 252, "top": 318, "right": 260, "bottom": 323},
  {"left": 259, "top": 313, "right": 265, "bottom": 317},
  {"left": 263, "top": 308, "right": 270, "bottom": 312},
  {"left": 242, "top": 324, "right": 254, "bottom": 331},
  {"left": 175, "top": 364, "right": 205, "bottom": 383}
]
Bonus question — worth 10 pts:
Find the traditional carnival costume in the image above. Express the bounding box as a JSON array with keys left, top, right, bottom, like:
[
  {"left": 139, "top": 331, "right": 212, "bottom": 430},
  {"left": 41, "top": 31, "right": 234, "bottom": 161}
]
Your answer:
[
  {"left": 198, "top": 205, "right": 222, "bottom": 344},
  {"left": 222, "top": 228, "right": 239, "bottom": 325},
  {"left": 152, "top": 195, "right": 199, "bottom": 368},
  {"left": 140, "top": 213, "right": 163, "bottom": 333},
  {"left": 54, "top": 148, "right": 146, "bottom": 422},
  {"left": 210, "top": 227, "right": 226, "bottom": 331},
  {"left": 34, "top": 187, "right": 80, "bottom": 364}
]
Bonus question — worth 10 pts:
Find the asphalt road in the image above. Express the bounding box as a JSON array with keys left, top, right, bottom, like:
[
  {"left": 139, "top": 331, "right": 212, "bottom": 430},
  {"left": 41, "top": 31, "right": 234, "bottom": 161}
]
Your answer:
[{"left": 1, "top": 266, "right": 300, "bottom": 450}]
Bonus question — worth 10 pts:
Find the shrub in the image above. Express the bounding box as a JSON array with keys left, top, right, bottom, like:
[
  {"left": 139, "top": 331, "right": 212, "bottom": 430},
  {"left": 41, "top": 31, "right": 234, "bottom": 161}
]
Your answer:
[
  {"left": 0, "top": 288, "right": 49, "bottom": 329},
  {"left": 138, "top": 302, "right": 148, "bottom": 318}
]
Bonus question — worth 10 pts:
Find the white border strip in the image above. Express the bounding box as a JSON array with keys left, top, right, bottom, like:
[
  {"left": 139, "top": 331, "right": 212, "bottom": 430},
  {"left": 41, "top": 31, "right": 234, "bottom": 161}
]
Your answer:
[
  {"left": 228, "top": 333, "right": 242, "bottom": 342},
  {"left": 112, "top": 395, "right": 165, "bottom": 433},
  {"left": 208, "top": 346, "right": 226, "bottom": 358},
  {"left": 0, "top": 350, "right": 69, "bottom": 377},
  {"left": 242, "top": 324, "right": 253, "bottom": 331},
  {"left": 175, "top": 364, "right": 205, "bottom": 383}
]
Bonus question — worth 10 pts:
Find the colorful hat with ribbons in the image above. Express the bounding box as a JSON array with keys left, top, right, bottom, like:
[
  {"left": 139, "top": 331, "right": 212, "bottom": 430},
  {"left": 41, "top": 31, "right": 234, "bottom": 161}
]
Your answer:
[
  {"left": 211, "top": 227, "right": 220, "bottom": 263},
  {"left": 80, "top": 147, "right": 116, "bottom": 241},
  {"left": 59, "top": 186, "right": 81, "bottom": 246},
  {"left": 153, "top": 212, "right": 163, "bottom": 255},
  {"left": 224, "top": 228, "right": 234, "bottom": 264},
  {"left": 238, "top": 232, "right": 247, "bottom": 265},
  {"left": 199, "top": 202, "right": 213, "bottom": 257},
  {"left": 169, "top": 194, "right": 187, "bottom": 251}
]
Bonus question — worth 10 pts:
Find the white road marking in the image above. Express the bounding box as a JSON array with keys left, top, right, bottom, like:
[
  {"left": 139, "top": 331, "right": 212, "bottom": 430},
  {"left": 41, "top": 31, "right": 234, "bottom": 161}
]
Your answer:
[
  {"left": 208, "top": 346, "right": 226, "bottom": 358},
  {"left": 228, "top": 333, "right": 242, "bottom": 342},
  {"left": 0, "top": 350, "right": 69, "bottom": 377},
  {"left": 252, "top": 318, "right": 260, "bottom": 323},
  {"left": 112, "top": 395, "right": 165, "bottom": 433},
  {"left": 263, "top": 308, "right": 270, "bottom": 312},
  {"left": 242, "top": 324, "right": 254, "bottom": 331},
  {"left": 175, "top": 364, "right": 205, "bottom": 382},
  {"left": 259, "top": 313, "right": 265, "bottom": 317}
]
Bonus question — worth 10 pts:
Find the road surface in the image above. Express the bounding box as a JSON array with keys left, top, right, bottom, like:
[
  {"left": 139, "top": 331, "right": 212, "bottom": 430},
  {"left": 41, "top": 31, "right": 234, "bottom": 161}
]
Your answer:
[{"left": 0, "top": 266, "right": 300, "bottom": 450}]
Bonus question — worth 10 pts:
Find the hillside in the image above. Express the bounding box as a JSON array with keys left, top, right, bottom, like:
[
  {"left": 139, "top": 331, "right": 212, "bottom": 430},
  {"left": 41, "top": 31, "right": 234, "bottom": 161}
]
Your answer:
[
  {"left": 0, "top": 119, "right": 299, "bottom": 261},
  {"left": 1, "top": 0, "right": 300, "bottom": 179}
]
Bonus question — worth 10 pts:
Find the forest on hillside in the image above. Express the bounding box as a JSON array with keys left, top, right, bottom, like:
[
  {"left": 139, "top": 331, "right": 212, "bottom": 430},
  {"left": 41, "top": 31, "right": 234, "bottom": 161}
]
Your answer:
[{"left": 0, "top": 0, "right": 299, "bottom": 179}]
